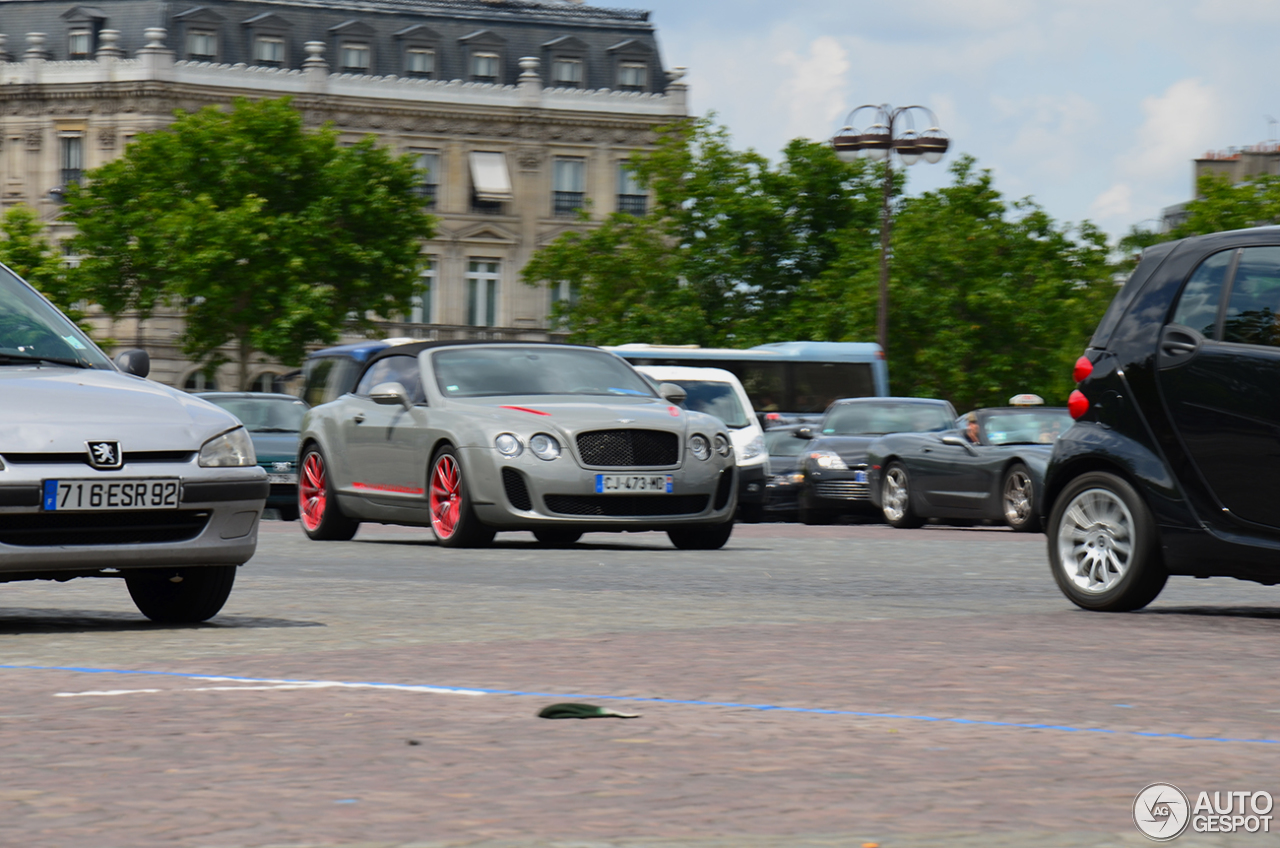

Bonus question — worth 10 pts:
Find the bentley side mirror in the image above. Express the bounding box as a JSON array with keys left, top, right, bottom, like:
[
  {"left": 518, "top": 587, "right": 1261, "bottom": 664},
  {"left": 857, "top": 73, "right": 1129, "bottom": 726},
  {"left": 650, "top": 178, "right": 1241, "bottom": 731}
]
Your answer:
[
  {"left": 794, "top": 426, "right": 814, "bottom": 440},
  {"left": 370, "top": 381, "right": 412, "bottom": 410},
  {"left": 114, "top": 348, "right": 150, "bottom": 378},
  {"left": 658, "top": 382, "right": 687, "bottom": 404}
]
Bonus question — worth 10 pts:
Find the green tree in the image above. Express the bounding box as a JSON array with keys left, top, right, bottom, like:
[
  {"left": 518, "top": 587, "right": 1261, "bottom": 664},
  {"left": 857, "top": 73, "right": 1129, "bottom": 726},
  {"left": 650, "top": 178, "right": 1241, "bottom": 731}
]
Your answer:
[
  {"left": 804, "top": 156, "right": 1116, "bottom": 410},
  {"left": 1118, "top": 171, "right": 1280, "bottom": 259},
  {"left": 0, "top": 204, "right": 84, "bottom": 322},
  {"left": 65, "top": 97, "right": 435, "bottom": 388},
  {"left": 523, "top": 117, "right": 883, "bottom": 346}
]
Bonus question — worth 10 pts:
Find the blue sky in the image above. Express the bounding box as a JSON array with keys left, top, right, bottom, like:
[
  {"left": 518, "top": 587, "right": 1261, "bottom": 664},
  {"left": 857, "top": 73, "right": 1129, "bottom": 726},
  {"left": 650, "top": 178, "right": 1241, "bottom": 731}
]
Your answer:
[{"left": 599, "top": 0, "right": 1280, "bottom": 241}]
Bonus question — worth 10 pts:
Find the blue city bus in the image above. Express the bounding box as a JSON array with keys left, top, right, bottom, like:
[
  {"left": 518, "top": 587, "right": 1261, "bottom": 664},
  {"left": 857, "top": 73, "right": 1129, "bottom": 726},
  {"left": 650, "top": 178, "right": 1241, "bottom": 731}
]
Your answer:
[{"left": 608, "top": 342, "right": 889, "bottom": 419}]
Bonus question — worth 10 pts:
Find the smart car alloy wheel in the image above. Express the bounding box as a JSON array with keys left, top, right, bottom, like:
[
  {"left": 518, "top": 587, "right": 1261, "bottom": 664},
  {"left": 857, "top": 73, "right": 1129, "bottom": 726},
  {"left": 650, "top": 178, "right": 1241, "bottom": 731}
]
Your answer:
[{"left": 1048, "top": 472, "right": 1166, "bottom": 611}]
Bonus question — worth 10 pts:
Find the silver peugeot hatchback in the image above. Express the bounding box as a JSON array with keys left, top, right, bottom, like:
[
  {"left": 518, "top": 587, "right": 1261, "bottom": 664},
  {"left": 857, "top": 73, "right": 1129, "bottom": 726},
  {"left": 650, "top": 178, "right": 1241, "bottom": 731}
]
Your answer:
[{"left": 0, "top": 264, "right": 267, "bottom": 622}]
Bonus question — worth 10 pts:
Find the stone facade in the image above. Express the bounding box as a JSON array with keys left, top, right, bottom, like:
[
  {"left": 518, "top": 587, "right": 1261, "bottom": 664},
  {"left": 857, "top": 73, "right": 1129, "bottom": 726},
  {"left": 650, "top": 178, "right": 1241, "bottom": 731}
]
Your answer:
[{"left": 0, "top": 0, "right": 686, "bottom": 390}]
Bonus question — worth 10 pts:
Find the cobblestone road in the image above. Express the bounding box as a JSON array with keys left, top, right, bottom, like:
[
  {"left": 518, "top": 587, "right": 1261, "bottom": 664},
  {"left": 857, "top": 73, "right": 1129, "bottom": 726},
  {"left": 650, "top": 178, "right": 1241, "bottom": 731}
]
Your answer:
[{"left": 2, "top": 521, "right": 1278, "bottom": 847}]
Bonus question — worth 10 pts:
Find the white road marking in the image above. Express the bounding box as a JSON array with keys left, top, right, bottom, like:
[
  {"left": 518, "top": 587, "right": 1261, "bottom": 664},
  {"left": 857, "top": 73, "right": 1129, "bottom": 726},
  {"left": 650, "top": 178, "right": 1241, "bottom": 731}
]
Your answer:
[{"left": 55, "top": 676, "right": 487, "bottom": 698}]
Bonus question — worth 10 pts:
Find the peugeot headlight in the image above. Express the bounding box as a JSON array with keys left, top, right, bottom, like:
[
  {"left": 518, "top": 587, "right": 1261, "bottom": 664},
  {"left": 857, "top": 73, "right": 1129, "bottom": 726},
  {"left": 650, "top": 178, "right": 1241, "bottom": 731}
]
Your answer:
[
  {"left": 530, "top": 433, "right": 561, "bottom": 461},
  {"left": 198, "top": 427, "right": 256, "bottom": 467},
  {"left": 739, "top": 434, "right": 764, "bottom": 460},
  {"left": 689, "top": 434, "right": 711, "bottom": 461},
  {"left": 495, "top": 433, "right": 523, "bottom": 457},
  {"left": 808, "top": 450, "right": 848, "bottom": 470}
]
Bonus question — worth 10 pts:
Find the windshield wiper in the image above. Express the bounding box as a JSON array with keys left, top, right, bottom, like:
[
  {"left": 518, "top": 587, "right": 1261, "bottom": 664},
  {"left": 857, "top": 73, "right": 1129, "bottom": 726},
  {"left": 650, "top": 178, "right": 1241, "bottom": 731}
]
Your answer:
[{"left": 0, "top": 352, "right": 89, "bottom": 368}]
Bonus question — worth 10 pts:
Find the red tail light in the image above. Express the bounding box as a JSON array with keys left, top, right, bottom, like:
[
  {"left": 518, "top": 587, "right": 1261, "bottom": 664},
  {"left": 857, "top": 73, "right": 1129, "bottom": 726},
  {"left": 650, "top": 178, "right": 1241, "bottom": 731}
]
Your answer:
[
  {"left": 1068, "top": 390, "right": 1089, "bottom": 419},
  {"left": 1072, "top": 355, "right": 1093, "bottom": 383}
]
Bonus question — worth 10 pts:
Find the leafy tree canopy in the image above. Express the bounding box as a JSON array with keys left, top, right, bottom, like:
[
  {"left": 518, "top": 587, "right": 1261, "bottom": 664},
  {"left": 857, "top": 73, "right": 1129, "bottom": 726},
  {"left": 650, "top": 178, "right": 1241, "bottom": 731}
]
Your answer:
[
  {"left": 64, "top": 97, "right": 435, "bottom": 388},
  {"left": 526, "top": 119, "right": 1114, "bottom": 410},
  {"left": 0, "top": 204, "right": 85, "bottom": 324}
]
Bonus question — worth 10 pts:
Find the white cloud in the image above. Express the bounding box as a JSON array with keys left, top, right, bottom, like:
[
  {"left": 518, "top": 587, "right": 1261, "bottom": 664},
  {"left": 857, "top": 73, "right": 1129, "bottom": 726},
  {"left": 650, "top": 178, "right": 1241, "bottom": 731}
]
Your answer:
[
  {"left": 1090, "top": 183, "right": 1133, "bottom": 221},
  {"left": 1119, "top": 78, "right": 1224, "bottom": 181},
  {"left": 774, "top": 37, "right": 851, "bottom": 143}
]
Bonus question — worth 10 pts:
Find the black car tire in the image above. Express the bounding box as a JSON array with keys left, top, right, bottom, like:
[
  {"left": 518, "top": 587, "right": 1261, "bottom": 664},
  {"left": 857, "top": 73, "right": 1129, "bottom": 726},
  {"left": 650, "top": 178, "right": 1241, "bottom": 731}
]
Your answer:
[
  {"left": 881, "top": 462, "right": 925, "bottom": 529},
  {"left": 299, "top": 446, "right": 359, "bottom": 541},
  {"left": 1047, "top": 471, "right": 1167, "bottom": 612},
  {"left": 533, "top": 528, "right": 583, "bottom": 547},
  {"left": 799, "top": 505, "right": 836, "bottom": 525},
  {"left": 126, "top": 565, "right": 237, "bottom": 624},
  {"left": 429, "top": 446, "right": 496, "bottom": 549},
  {"left": 738, "top": 503, "right": 765, "bottom": 523},
  {"left": 1002, "top": 462, "right": 1041, "bottom": 533},
  {"left": 668, "top": 520, "right": 734, "bottom": 550},
  {"left": 277, "top": 503, "right": 300, "bottom": 522}
]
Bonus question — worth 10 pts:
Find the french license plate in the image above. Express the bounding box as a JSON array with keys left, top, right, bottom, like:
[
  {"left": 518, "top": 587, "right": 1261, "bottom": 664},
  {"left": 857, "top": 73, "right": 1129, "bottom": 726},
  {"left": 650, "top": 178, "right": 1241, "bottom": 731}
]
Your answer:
[
  {"left": 595, "top": 474, "right": 674, "bottom": 494},
  {"left": 266, "top": 473, "right": 297, "bottom": 484},
  {"left": 42, "top": 479, "right": 181, "bottom": 511},
  {"left": 854, "top": 470, "right": 868, "bottom": 484}
]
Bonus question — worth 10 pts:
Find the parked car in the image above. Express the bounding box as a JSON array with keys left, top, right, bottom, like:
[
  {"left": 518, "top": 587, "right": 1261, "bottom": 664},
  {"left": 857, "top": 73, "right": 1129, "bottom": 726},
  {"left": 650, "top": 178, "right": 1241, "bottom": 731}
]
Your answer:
[
  {"left": 867, "top": 404, "right": 1073, "bottom": 531},
  {"left": 196, "top": 392, "right": 310, "bottom": 521},
  {"left": 796, "top": 397, "right": 957, "bottom": 524},
  {"left": 1044, "top": 229, "right": 1280, "bottom": 611},
  {"left": 0, "top": 263, "right": 267, "bottom": 622},
  {"left": 762, "top": 426, "right": 805, "bottom": 521},
  {"left": 298, "top": 341, "right": 739, "bottom": 549},
  {"left": 635, "top": 365, "right": 768, "bottom": 522}
]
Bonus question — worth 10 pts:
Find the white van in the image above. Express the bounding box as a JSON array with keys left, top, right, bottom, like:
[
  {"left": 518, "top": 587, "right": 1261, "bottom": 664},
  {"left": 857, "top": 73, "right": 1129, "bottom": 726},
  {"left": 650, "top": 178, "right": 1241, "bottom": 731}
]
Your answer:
[{"left": 636, "top": 365, "right": 768, "bottom": 522}]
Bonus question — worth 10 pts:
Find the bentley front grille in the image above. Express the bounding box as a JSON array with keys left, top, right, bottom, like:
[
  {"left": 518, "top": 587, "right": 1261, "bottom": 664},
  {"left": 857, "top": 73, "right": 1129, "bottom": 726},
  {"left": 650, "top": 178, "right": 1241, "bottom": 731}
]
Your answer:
[{"left": 576, "top": 429, "right": 679, "bottom": 467}]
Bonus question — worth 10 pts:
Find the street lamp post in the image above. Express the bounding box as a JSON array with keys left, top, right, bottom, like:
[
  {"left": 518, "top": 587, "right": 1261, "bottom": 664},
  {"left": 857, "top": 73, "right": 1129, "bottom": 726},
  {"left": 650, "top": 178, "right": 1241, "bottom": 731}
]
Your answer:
[{"left": 830, "top": 105, "right": 949, "bottom": 354}]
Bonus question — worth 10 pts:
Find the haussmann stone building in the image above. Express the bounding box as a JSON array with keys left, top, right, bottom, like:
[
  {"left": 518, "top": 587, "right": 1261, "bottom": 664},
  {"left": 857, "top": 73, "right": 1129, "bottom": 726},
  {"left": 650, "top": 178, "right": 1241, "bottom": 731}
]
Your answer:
[{"left": 0, "top": 0, "right": 686, "bottom": 389}]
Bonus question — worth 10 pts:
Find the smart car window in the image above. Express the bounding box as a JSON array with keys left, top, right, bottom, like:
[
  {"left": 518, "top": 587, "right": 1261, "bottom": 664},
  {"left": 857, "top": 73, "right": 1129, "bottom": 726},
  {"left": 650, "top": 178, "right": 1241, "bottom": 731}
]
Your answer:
[
  {"left": 672, "top": 380, "right": 750, "bottom": 428},
  {"left": 821, "top": 403, "right": 952, "bottom": 436},
  {"left": 303, "top": 358, "right": 335, "bottom": 406},
  {"left": 0, "top": 265, "right": 111, "bottom": 368},
  {"left": 355, "top": 355, "right": 423, "bottom": 402},
  {"left": 433, "top": 347, "right": 656, "bottom": 398},
  {"left": 1222, "top": 246, "right": 1280, "bottom": 348},
  {"left": 1171, "top": 249, "right": 1233, "bottom": 338}
]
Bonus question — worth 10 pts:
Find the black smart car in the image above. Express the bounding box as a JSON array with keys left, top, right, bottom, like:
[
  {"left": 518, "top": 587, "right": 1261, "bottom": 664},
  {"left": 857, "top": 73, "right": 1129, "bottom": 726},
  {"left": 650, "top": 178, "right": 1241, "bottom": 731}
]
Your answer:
[{"left": 1044, "top": 228, "right": 1280, "bottom": 611}]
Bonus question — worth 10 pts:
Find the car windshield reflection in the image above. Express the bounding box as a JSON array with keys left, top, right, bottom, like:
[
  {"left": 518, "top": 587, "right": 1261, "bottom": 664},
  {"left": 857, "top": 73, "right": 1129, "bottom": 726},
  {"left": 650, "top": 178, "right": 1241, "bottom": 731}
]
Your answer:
[
  {"left": 0, "top": 266, "right": 111, "bottom": 369},
  {"left": 821, "top": 402, "right": 953, "bottom": 436},
  {"left": 433, "top": 347, "right": 657, "bottom": 399},
  {"left": 202, "top": 397, "right": 308, "bottom": 433},
  {"left": 981, "top": 410, "right": 1072, "bottom": 445}
]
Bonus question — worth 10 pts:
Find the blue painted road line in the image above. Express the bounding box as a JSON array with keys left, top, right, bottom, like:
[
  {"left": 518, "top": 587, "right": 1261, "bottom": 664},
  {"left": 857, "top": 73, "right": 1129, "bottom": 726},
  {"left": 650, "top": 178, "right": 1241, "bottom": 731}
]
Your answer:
[{"left": 4, "top": 663, "right": 1277, "bottom": 746}]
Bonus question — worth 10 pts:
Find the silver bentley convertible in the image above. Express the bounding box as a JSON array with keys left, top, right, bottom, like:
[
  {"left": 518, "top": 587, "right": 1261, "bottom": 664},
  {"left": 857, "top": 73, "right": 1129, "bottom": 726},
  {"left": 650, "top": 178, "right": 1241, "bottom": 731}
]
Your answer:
[
  {"left": 297, "top": 342, "right": 739, "bottom": 549},
  {"left": 0, "top": 264, "right": 268, "bottom": 622}
]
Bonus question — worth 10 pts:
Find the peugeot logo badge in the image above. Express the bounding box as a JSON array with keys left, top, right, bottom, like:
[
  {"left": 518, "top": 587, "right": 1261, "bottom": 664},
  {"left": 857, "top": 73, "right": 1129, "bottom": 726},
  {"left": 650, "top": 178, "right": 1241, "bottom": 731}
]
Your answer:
[{"left": 86, "top": 441, "right": 123, "bottom": 470}]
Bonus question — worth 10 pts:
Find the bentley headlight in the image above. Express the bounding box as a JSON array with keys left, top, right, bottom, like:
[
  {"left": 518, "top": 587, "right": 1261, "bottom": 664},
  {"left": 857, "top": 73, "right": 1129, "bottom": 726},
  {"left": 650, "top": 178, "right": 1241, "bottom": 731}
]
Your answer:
[
  {"left": 714, "top": 434, "right": 733, "bottom": 458},
  {"left": 808, "top": 450, "right": 848, "bottom": 470},
  {"left": 495, "top": 433, "right": 523, "bottom": 457},
  {"left": 739, "top": 434, "right": 764, "bottom": 460},
  {"left": 198, "top": 427, "right": 256, "bottom": 467},
  {"left": 689, "top": 434, "right": 711, "bottom": 461},
  {"left": 530, "top": 433, "right": 561, "bottom": 461}
]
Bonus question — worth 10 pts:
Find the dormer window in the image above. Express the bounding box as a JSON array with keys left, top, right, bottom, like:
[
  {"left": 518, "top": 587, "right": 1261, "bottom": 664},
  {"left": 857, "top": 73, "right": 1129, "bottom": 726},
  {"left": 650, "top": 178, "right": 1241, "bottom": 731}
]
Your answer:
[
  {"left": 617, "top": 62, "right": 646, "bottom": 91},
  {"left": 551, "top": 58, "right": 583, "bottom": 87},
  {"left": 186, "top": 30, "right": 217, "bottom": 61},
  {"left": 406, "top": 47, "right": 434, "bottom": 77},
  {"left": 68, "top": 29, "right": 91, "bottom": 59},
  {"left": 471, "top": 52, "right": 499, "bottom": 82},
  {"left": 340, "top": 42, "right": 370, "bottom": 73},
  {"left": 254, "top": 36, "right": 284, "bottom": 67}
]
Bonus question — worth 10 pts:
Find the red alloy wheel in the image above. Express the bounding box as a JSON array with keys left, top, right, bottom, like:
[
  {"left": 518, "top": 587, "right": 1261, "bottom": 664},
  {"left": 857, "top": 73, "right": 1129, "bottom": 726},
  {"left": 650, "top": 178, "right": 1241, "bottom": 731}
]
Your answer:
[
  {"left": 430, "top": 454, "right": 461, "bottom": 540},
  {"left": 299, "top": 452, "right": 327, "bottom": 531}
]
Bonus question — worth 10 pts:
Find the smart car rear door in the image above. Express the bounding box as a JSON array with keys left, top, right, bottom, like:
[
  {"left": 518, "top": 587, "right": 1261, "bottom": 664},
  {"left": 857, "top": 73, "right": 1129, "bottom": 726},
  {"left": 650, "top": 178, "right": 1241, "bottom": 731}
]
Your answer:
[{"left": 1157, "top": 245, "right": 1280, "bottom": 529}]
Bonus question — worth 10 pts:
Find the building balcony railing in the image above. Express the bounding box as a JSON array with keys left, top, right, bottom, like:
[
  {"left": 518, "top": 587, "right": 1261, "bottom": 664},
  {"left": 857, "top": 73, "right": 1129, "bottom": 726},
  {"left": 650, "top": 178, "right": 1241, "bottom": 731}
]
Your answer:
[
  {"left": 617, "top": 194, "right": 647, "bottom": 216},
  {"left": 470, "top": 198, "right": 505, "bottom": 215},
  {"left": 414, "top": 183, "right": 438, "bottom": 207},
  {"left": 553, "top": 191, "right": 585, "bottom": 216}
]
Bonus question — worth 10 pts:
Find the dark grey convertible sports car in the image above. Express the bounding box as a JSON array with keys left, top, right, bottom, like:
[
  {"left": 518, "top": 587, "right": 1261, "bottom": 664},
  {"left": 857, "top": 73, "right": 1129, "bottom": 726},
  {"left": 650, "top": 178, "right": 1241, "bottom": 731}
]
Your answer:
[
  {"left": 297, "top": 341, "right": 738, "bottom": 549},
  {"left": 866, "top": 406, "right": 1073, "bottom": 532}
]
